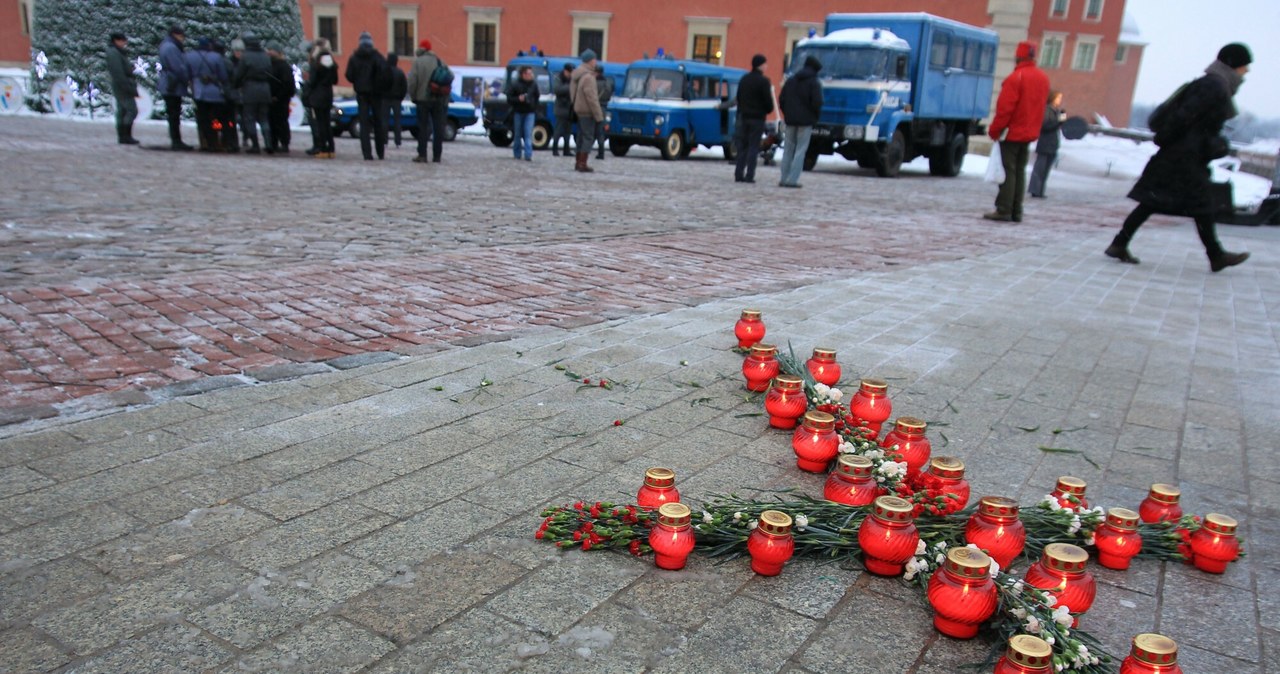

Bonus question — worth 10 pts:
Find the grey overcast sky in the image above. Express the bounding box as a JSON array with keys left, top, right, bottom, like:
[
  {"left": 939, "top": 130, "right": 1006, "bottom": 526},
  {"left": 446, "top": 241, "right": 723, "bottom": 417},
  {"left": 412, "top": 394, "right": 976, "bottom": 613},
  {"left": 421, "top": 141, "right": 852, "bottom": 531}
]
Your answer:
[{"left": 1127, "top": 0, "right": 1278, "bottom": 118}]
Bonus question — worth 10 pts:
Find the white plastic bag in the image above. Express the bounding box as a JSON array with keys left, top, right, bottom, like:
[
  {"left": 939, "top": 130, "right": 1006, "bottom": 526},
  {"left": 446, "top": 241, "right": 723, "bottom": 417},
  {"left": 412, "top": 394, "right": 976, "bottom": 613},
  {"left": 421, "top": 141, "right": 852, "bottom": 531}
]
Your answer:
[{"left": 984, "top": 142, "right": 1006, "bottom": 184}]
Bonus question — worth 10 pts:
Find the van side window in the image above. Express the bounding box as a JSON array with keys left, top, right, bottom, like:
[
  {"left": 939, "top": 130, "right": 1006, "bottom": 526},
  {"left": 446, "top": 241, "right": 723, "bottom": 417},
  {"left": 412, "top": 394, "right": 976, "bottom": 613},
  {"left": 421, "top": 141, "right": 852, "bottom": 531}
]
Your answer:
[
  {"left": 930, "top": 32, "right": 950, "bottom": 67},
  {"left": 535, "top": 68, "right": 551, "bottom": 95},
  {"left": 965, "top": 42, "right": 982, "bottom": 70},
  {"left": 948, "top": 39, "right": 966, "bottom": 68},
  {"left": 980, "top": 44, "right": 996, "bottom": 73}
]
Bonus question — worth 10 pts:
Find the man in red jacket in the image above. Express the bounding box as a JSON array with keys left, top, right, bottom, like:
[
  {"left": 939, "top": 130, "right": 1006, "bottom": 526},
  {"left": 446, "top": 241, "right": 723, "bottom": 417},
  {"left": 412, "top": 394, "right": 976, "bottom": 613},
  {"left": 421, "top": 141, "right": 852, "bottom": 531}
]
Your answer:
[{"left": 985, "top": 41, "right": 1050, "bottom": 222}]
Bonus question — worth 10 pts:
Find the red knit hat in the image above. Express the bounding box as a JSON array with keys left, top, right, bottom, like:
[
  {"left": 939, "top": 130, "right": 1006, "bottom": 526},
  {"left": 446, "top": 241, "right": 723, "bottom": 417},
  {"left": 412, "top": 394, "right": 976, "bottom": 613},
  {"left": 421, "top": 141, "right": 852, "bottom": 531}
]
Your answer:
[
  {"left": 1016, "top": 41, "right": 1037, "bottom": 61},
  {"left": 419, "top": 39, "right": 432, "bottom": 50}
]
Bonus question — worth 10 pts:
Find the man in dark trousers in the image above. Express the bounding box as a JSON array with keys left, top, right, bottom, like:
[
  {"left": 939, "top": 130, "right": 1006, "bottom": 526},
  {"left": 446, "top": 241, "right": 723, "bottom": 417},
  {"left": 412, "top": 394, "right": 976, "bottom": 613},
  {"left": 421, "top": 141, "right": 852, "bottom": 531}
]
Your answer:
[
  {"left": 552, "top": 63, "right": 574, "bottom": 157},
  {"left": 381, "top": 52, "right": 408, "bottom": 148},
  {"left": 105, "top": 32, "right": 139, "bottom": 145},
  {"left": 157, "top": 25, "right": 192, "bottom": 150},
  {"left": 405, "top": 39, "right": 447, "bottom": 163},
  {"left": 345, "top": 32, "right": 387, "bottom": 160},
  {"left": 984, "top": 41, "right": 1049, "bottom": 223},
  {"left": 731, "top": 54, "right": 774, "bottom": 183},
  {"left": 267, "top": 42, "right": 296, "bottom": 153},
  {"left": 777, "top": 56, "right": 823, "bottom": 188}
]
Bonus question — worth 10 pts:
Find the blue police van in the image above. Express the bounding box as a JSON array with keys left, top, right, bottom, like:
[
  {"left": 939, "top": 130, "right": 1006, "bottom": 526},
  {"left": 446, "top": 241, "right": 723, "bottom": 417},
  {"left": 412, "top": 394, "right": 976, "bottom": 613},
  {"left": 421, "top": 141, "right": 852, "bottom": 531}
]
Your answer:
[
  {"left": 332, "top": 94, "right": 478, "bottom": 142},
  {"left": 791, "top": 13, "right": 998, "bottom": 177},
  {"left": 482, "top": 54, "right": 626, "bottom": 150},
  {"left": 606, "top": 58, "right": 746, "bottom": 160}
]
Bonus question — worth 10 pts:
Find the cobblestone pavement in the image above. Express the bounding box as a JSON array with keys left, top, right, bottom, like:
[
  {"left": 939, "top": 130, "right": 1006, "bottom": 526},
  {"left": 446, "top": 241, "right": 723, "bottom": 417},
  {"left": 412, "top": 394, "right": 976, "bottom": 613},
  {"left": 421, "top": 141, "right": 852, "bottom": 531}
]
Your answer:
[{"left": 1, "top": 115, "right": 1135, "bottom": 424}]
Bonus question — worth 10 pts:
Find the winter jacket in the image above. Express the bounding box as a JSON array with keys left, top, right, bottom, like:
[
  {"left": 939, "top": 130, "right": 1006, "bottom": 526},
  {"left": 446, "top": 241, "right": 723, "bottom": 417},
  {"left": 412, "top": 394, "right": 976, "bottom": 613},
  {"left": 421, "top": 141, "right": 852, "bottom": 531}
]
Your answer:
[
  {"left": 105, "top": 44, "right": 138, "bottom": 98},
  {"left": 507, "top": 76, "right": 541, "bottom": 114},
  {"left": 406, "top": 49, "right": 441, "bottom": 103},
  {"left": 157, "top": 36, "right": 190, "bottom": 97},
  {"left": 234, "top": 41, "right": 274, "bottom": 105},
  {"left": 597, "top": 71, "right": 614, "bottom": 105},
  {"left": 223, "top": 55, "right": 242, "bottom": 103},
  {"left": 571, "top": 63, "right": 602, "bottom": 122},
  {"left": 553, "top": 71, "right": 572, "bottom": 115},
  {"left": 389, "top": 65, "right": 408, "bottom": 102},
  {"left": 989, "top": 60, "right": 1050, "bottom": 143},
  {"left": 186, "top": 49, "right": 227, "bottom": 103},
  {"left": 734, "top": 68, "right": 774, "bottom": 121},
  {"left": 779, "top": 58, "right": 823, "bottom": 127},
  {"left": 308, "top": 51, "right": 337, "bottom": 108},
  {"left": 1036, "top": 104, "right": 1064, "bottom": 155},
  {"left": 270, "top": 54, "right": 296, "bottom": 102},
  {"left": 345, "top": 44, "right": 385, "bottom": 96},
  {"left": 1128, "top": 64, "right": 1238, "bottom": 217}
]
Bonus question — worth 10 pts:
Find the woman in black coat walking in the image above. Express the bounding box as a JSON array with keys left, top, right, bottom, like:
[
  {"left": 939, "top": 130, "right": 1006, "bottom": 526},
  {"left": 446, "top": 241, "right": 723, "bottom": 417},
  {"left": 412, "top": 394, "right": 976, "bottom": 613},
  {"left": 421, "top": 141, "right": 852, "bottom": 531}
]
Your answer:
[{"left": 1105, "top": 43, "right": 1252, "bottom": 272}]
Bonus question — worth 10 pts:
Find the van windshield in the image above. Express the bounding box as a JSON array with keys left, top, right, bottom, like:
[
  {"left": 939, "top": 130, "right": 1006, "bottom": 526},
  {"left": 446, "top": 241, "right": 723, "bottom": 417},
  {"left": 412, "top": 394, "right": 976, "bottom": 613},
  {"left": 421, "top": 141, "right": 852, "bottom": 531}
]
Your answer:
[
  {"left": 792, "top": 46, "right": 895, "bottom": 80},
  {"left": 623, "top": 68, "right": 685, "bottom": 100}
]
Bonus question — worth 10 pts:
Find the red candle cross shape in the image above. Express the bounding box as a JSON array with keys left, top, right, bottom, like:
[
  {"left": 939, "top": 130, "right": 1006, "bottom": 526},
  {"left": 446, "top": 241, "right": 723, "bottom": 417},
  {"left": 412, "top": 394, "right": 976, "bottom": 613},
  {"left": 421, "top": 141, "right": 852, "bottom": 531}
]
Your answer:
[
  {"left": 1023, "top": 543, "right": 1096, "bottom": 627},
  {"left": 995, "top": 635, "right": 1054, "bottom": 673},
  {"left": 849, "top": 378, "right": 892, "bottom": 439},
  {"left": 742, "top": 343, "right": 780, "bottom": 392},
  {"left": 1119, "top": 633, "right": 1183, "bottom": 674},
  {"left": 927, "top": 547, "right": 999, "bottom": 639},
  {"left": 880, "top": 416, "right": 931, "bottom": 478},
  {"left": 858, "top": 495, "right": 919, "bottom": 576},
  {"left": 792, "top": 410, "right": 839, "bottom": 473},
  {"left": 805, "top": 347, "right": 841, "bottom": 387},
  {"left": 734, "top": 309, "right": 765, "bottom": 349},
  {"left": 1189, "top": 512, "right": 1241, "bottom": 574},
  {"left": 1139, "top": 483, "right": 1183, "bottom": 524},
  {"left": 926, "top": 456, "right": 971, "bottom": 510},
  {"left": 649, "top": 502, "right": 696, "bottom": 570},
  {"left": 964, "top": 496, "right": 1026, "bottom": 568},
  {"left": 764, "top": 375, "right": 808, "bottom": 429},
  {"left": 824, "top": 454, "right": 882, "bottom": 506},
  {"left": 636, "top": 467, "right": 680, "bottom": 511},
  {"left": 747, "top": 510, "right": 795, "bottom": 576},
  {"left": 1051, "top": 476, "right": 1089, "bottom": 510},
  {"left": 1094, "top": 507, "right": 1142, "bottom": 570}
]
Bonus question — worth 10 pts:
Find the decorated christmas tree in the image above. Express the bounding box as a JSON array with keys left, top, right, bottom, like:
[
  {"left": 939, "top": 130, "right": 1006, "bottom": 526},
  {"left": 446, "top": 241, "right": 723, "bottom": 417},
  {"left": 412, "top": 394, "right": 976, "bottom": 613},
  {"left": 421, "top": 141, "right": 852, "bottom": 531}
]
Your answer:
[{"left": 31, "top": 0, "right": 305, "bottom": 110}]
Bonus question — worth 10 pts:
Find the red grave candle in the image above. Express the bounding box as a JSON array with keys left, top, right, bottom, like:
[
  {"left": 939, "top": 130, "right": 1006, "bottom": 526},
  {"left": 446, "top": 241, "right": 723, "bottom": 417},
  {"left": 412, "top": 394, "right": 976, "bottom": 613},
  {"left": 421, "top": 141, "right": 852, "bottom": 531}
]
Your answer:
[
  {"left": 994, "top": 635, "right": 1054, "bottom": 674},
  {"left": 792, "top": 410, "right": 839, "bottom": 473},
  {"left": 747, "top": 510, "right": 795, "bottom": 576},
  {"left": 649, "top": 502, "right": 696, "bottom": 570},
  {"left": 858, "top": 495, "right": 919, "bottom": 576},
  {"left": 880, "top": 416, "right": 931, "bottom": 478},
  {"left": 636, "top": 467, "right": 679, "bottom": 511},
  {"left": 734, "top": 309, "right": 765, "bottom": 349},
  {"left": 927, "top": 547, "right": 999, "bottom": 639},
  {"left": 805, "top": 347, "right": 841, "bottom": 387},
  {"left": 926, "top": 456, "right": 971, "bottom": 510},
  {"left": 1051, "top": 476, "right": 1089, "bottom": 510},
  {"left": 1023, "top": 543, "right": 1096, "bottom": 627},
  {"left": 824, "top": 454, "right": 881, "bottom": 506},
  {"left": 742, "top": 343, "right": 780, "bottom": 392},
  {"left": 1120, "top": 633, "right": 1183, "bottom": 674},
  {"left": 764, "top": 375, "right": 808, "bottom": 430},
  {"left": 964, "top": 496, "right": 1026, "bottom": 568},
  {"left": 1189, "top": 513, "right": 1241, "bottom": 574},
  {"left": 848, "top": 378, "right": 892, "bottom": 439},
  {"left": 1139, "top": 484, "right": 1183, "bottom": 524},
  {"left": 1094, "top": 507, "right": 1142, "bottom": 570}
]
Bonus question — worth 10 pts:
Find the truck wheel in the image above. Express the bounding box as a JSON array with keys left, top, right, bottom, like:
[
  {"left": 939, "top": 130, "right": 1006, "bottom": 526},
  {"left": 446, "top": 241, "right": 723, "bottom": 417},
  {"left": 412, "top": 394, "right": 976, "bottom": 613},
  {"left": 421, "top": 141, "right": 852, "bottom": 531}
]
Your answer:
[
  {"left": 610, "top": 140, "right": 631, "bottom": 157},
  {"left": 489, "top": 129, "right": 512, "bottom": 147},
  {"left": 532, "top": 122, "right": 552, "bottom": 150},
  {"left": 443, "top": 120, "right": 458, "bottom": 142},
  {"left": 929, "top": 132, "right": 967, "bottom": 177},
  {"left": 348, "top": 121, "right": 359, "bottom": 138},
  {"left": 875, "top": 129, "right": 906, "bottom": 177},
  {"left": 660, "top": 131, "right": 685, "bottom": 160}
]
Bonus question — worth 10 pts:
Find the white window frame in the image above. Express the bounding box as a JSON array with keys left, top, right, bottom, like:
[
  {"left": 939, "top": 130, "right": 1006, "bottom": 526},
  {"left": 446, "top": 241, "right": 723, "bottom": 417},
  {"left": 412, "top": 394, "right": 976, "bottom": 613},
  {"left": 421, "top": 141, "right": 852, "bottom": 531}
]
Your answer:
[
  {"left": 386, "top": 4, "right": 417, "bottom": 58},
  {"left": 1071, "top": 35, "right": 1101, "bottom": 71},
  {"left": 1082, "top": 0, "right": 1105, "bottom": 22},
  {"left": 1040, "top": 32, "right": 1067, "bottom": 69},
  {"left": 783, "top": 21, "right": 822, "bottom": 67},
  {"left": 684, "top": 16, "right": 730, "bottom": 66},
  {"left": 570, "top": 11, "right": 611, "bottom": 62},
  {"left": 1049, "top": 0, "right": 1070, "bottom": 19},
  {"left": 466, "top": 6, "right": 502, "bottom": 65},
  {"left": 311, "top": 2, "right": 341, "bottom": 54}
]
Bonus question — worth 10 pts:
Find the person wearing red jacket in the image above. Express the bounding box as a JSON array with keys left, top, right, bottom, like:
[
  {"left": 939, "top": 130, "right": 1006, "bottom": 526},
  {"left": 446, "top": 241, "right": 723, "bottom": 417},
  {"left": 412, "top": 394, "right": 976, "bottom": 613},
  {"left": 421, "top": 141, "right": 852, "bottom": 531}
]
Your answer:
[{"left": 985, "top": 41, "right": 1050, "bottom": 223}]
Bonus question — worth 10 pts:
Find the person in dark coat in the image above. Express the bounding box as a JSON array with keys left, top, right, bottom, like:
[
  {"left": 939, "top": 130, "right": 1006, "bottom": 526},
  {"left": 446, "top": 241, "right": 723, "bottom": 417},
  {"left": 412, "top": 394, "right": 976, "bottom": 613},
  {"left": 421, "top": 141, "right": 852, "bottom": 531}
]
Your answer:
[
  {"left": 306, "top": 38, "right": 338, "bottom": 158},
  {"left": 105, "top": 32, "right": 139, "bottom": 145},
  {"left": 233, "top": 33, "right": 274, "bottom": 154},
  {"left": 379, "top": 52, "right": 408, "bottom": 148},
  {"left": 345, "top": 32, "right": 387, "bottom": 160},
  {"left": 405, "top": 39, "right": 447, "bottom": 163},
  {"left": 985, "top": 41, "right": 1050, "bottom": 222},
  {"left": 593, "top": 65, "right": 614, "bottom": 160},
  {"left": 267, "top": 42, "right": 296, "bottom": 153},
  {"left": 225, "top": 38, "right": 246, "bottom": 150},
  {"left": 777, "top": 55, "right": 823, "bottom": 188},
  {"left": 1028, "top": 91, "right": 1065, "bottom": 198},
  {"left": 551, "top": 63, "right": 574, "bottom": 157},
  {"left": 186, "top": 37, "right": 228, "bottom": 152},
  {"left": 157, "top": 25, "right": 193, "bottom": 150},
  {"left": 1105, "top": 43, "right": 1253, "bottom": 272},
  {"left": 729, "top": 53, "right": 774, "bottom": 184},
  {"left": 507, "top": 65, "right": 541, "bottom": 161}
]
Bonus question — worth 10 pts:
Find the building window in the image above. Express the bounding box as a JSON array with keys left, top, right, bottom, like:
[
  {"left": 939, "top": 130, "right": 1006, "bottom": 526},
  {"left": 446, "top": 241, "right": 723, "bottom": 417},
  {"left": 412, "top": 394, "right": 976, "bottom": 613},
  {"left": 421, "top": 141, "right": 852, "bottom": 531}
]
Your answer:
[
  {"left": 1041, "top": 34, "right": 1066, "bottom": 69},
  {"left": 685, "top": 16, "right": 730, "bottom": 65},
  {"left": 466, "top": 7, "right": 502, "bottom": 64},
  {"left": 392, "top": 19, "right": 415, "bottom": 56},
  {"left": 691, "top": 35, "right": 721, "bottom": 63},
  {"left": 19, "top": 0, "right": 32, "bottom": 35},
  {"left": 571, "top": 11, "right": 611, "bottom": 62},
  {"left": 1083, "top": 0, "right": 1104, "bottom": 21},
  {"left": 1115, "top": 44, "right": 1128, "bottom": 63},
  {"left": 313, "top": 4, "right": 341, "bottom": 53},
  {"left": 578, "top": 30, "right": 603, "bottom": 58},
  {"left": 783, "top": 21, "right": 821, "bottom": 68},
  {"left": 1072, "top": 39, "right": 1099, "bottom": 71},
  {"left": 1049, "top": 0, "right": 1069, "bottom": 19}
]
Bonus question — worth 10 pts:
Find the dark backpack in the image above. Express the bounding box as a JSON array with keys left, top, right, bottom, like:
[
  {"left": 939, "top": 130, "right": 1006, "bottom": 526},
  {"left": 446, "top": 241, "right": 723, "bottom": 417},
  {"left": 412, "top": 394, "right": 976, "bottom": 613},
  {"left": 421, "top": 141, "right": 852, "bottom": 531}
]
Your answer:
[
  {"left": 1147, "top": 81, "right": 1192, "bottom": 145},
  {"left": 429, "top": 59, "right": 453, "bottom": 96}
]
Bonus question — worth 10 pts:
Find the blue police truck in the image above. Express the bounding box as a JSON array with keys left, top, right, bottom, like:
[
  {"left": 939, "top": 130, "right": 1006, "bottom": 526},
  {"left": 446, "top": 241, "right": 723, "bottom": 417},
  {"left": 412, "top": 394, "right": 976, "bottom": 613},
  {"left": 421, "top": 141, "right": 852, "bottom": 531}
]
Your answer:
[
  {"left": 606, "top": 58, "right": 746, "bottom": 160},
  {"left": 791, "top": 13, "right": 998, "bottom": 177},
  {"left": 482, "top": 54, "right": 625, "bottom": 150}
]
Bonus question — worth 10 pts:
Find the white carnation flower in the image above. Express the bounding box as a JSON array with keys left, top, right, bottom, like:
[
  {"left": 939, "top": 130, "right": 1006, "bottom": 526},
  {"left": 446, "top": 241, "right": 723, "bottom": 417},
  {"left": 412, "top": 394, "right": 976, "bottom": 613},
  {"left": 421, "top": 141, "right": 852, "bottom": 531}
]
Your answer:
[
  {"left": 748, "top": 520, "right": 758, "bottom": 530},
  {"left": 988, "top": 559, "right": 1000, "bottom": 578},
  {"left": 795, "top": 514, "right": 809, "bottom": 530},
  {"left": 916, "top": 540, "right": 928, "bottom": 555},
  {"left": 1053, "top": 605, "right": 1073, "bottom": 626},
  {"left": 702, "top": 511, "right": 713, "bottom": 524},
  {"left": 733, "top": 512, "right": 743, "bottom": 521},
  {"left": 829, "top": 388, "right": 843, "bottom": 402},
  {"left": 813, "top": 383, "right": 830, "bottom": 397}
]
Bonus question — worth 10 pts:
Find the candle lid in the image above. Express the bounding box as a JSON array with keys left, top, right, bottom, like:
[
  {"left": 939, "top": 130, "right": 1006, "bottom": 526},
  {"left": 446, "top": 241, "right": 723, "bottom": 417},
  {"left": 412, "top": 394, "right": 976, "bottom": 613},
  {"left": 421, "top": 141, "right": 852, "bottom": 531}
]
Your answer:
[
  {"left": 748, "top": 343, "right": 778, "bottom": 357},
  {"left": 1007, "top": 635, "right": 1053, "bottom": 668},
  {"left": 644, "top": 467, "right": 676, "bottom": 489},
  {"left": 811, "top": 347, "right": 837, "bottom": 359},
  {"left": 758, "top": 510, "right": 793, "bottom": 535},
  {"left": 1055, "top": 476, "right": 1087, "bottom": 495},
  {"left": 772, "top": 374, "right": 803, "bottom": 391},
  {"left": 802, "top": 410, "right": 835, "bottom": 431},
  {"left": 740, "top": 309, "right": 762, "bottom": 320},
  {"left": 871, "top": 495, "right": 914, "bottom": 522},
  {"left": 944, "top": 546, "right": 991, "bottom": 578},
  {"left": 1043, "top": 543, "right": 1089, "bottom": 573},
  {"left": 859, "top": 378, "right": 888, "bottom": 392},
  {"left": 978, "top": 496, "right": 1020, "bottom": 519},
  {"left": 1203, "top": 512, "right": 1238, "bottom": 535},
  {"left": 1148, "top": 483, "right": 1180, "bottom": 503},
  {"left": 835, "top": 454, "right": 873, "bottom": 477},
  {"left": 1105, "top": 507, "right": 1139, "bottom": 531},
  {"left": 657, "top": 502, "right": 692, "bottom": 527},
  {"left": 894, "top": 416, "right": 926, "bottom": 433},
  {"left": 929, "top": 456, "right": 965, "bottom": 479},
  {"left": 1130, "top": 633, "right": 1178, "bottom": 666}
]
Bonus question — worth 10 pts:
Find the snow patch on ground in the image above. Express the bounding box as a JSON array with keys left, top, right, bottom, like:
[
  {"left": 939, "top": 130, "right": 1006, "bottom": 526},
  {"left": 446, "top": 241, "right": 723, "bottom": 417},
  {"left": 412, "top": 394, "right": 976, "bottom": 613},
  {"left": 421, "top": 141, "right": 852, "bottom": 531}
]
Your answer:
[{"left": 557, "top": 626, "right": 616, "bottom": 659}]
